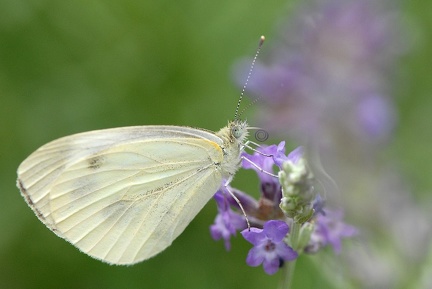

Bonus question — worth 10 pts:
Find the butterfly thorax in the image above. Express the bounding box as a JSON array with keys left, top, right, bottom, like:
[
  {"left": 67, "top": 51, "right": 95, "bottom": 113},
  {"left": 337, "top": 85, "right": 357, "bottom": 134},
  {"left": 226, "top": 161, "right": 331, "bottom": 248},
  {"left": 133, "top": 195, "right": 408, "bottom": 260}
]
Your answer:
[{"left": 215, "top": 120, "right": 248, "bottom": 178}]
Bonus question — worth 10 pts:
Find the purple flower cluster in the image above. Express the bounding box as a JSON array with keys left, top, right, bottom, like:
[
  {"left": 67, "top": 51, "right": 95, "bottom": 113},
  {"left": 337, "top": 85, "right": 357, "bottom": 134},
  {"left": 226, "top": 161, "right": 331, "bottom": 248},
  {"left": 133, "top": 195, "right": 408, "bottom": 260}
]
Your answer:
[{"left": 210, "top": 142, "right": 357, "bottom": 274}]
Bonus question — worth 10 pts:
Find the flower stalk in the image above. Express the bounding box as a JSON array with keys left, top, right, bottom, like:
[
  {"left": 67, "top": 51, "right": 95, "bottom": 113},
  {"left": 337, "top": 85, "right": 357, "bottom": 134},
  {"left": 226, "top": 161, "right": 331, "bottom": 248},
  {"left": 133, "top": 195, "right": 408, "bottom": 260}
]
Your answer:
[{"left": 278, "top": 256, "right": 297, "bottom": 289}]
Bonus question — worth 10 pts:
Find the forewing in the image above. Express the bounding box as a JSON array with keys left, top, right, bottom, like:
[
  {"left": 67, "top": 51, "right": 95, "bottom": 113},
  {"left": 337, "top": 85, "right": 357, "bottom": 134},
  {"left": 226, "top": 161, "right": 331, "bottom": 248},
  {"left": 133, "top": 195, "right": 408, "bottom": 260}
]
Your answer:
[{"left": 17, "top": 127, "right": 224, "bottom": 264}]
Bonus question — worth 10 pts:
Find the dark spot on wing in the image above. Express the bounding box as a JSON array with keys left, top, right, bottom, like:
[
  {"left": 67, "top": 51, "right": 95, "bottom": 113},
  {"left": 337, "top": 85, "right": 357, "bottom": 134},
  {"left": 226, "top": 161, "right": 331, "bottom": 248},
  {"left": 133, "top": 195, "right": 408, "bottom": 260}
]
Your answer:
[{"left": 88, "top": 155, "right": 104, "bottom": 170}]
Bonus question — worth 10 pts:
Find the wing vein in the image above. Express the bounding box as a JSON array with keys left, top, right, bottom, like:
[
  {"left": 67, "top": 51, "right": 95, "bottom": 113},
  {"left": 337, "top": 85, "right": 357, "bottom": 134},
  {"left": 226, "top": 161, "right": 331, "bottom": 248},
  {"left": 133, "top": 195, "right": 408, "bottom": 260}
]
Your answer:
[{"left": 127, "top": 164, "right": 215, "bottom": 263}]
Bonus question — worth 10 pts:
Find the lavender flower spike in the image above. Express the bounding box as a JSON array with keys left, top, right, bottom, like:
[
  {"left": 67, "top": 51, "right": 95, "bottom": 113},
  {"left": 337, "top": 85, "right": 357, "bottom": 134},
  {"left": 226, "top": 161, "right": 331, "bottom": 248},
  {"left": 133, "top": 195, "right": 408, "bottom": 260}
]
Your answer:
[
  {"left": 242, "top": 220, "right": 298, "bottom": 275},
  {"left": 278, "top": 148, "right": 315, "bottom": 222}
]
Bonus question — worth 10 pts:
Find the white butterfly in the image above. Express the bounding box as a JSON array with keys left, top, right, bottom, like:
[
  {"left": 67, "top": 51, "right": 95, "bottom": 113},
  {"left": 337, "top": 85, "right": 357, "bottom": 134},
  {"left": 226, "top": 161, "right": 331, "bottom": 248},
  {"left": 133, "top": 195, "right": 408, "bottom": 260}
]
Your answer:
[{"left": 17, "top": 120, "right": 249, "bottom": 265}]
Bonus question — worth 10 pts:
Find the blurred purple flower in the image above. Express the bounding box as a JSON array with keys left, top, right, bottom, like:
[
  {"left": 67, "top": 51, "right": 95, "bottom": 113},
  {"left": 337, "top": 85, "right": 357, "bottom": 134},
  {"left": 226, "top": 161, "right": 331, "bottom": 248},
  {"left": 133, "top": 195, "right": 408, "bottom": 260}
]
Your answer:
[
  {"left": 235, "top": 0, "right": 402, "bottom": 144},
  {"left": 241, "top": 220, "right": 298, "bottom": 275},
  {"left": 312, "top": 194, "right": 326, "bottom": 216},
  {"left": 306, "top": 209, "right": 358, "bottom": 254},
  {"left": 357, "top": 93, "right": 396, "bottom": 141}
]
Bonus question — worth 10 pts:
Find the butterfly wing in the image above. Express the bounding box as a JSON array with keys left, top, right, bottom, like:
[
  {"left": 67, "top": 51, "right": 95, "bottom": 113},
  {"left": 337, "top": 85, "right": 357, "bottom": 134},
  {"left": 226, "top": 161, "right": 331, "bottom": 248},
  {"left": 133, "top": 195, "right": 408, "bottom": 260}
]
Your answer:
[{"left": 17, "top": 126, "right": 225, "bottom": 265}]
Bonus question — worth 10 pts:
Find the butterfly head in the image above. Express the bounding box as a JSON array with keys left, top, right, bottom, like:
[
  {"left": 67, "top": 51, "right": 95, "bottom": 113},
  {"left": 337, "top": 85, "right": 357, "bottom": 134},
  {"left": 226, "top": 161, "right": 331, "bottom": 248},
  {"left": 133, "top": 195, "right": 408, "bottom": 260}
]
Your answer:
[
  {"left": 215, "top": 119, "right": 248, "bottom": 147},
  {"left": 230, "top": 119, "right": 249, "bottom": 145}
]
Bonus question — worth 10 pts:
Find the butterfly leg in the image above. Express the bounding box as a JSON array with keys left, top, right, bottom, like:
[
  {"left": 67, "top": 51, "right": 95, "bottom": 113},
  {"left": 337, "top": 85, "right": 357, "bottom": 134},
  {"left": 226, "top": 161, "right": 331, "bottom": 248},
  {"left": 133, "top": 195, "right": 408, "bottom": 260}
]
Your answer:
[
  {"left": 241, "top": 156, "right": 279, "bottom": 178},
  {"left": 223, "top": 178, "right": 251, "bottom": 231}
]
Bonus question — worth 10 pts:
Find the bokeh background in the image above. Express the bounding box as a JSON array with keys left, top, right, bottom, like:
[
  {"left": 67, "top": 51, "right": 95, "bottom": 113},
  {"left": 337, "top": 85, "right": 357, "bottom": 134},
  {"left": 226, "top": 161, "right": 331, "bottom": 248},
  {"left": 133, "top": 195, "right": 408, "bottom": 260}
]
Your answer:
[{"left": 1, "top": 0, "right": 431, "bottom": 288}]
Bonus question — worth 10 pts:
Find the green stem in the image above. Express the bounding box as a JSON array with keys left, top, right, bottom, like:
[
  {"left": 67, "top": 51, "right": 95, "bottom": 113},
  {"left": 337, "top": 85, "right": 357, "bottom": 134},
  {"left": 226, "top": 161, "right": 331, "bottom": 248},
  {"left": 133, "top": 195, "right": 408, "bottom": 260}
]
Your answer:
[
  {"left": 289, "top": 221, "right": 301, "bottom": 251},
  {"left": 278, "top": 221, "right": 301, "bottom": 289},
  {"left": 278, "top": 258, "right": 297, "bottom": 289}
]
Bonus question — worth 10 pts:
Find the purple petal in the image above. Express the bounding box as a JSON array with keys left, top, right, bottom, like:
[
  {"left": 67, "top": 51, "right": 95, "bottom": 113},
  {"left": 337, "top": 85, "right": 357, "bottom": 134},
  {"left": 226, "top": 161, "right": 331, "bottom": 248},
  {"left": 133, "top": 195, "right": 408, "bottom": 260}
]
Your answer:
[
  {"left": 340, "top": 224, "right": 359, "bottom": 238},
  {"left": 263, "top": 220, "right": 289, "bottom": 242},
  {"left": 210, "top": 223, "right": 222, "bottom": 240},
  {"left": 329, "top": 236, "right": 343, "bottom": 254},
  {"left": 276, "top": 243, "right": 298, "bottom": 261},
  {"left": 210, "top": 198, "right": 247, "bottom": 251},
  {"left": 242, "top": 144, "right": 279, "bottom": 184},
  {"left": 241, "top": 227, "right": 266, "bottom": 245},
  {"left": 273, "top": 144, "right": 304, "bottom": 168},
  {"left": 287, "top": 146, "right": 304, "bottom": 164},
  {"left": 245, "top": 247, "right": 265, "bottom": 267},
  {"left": 213, "top": 191, "right": 228, "bottom": 211},
  {"left": 228, "top": 211, "right": 248, "bottom": 231},
  {"left": 210, "top": 214, "right": 233, "bottom": 250},
  {"left": 223, "top": 239, "right": 232, "bottom": 251},
  {"left": 262, "top": 257, "right": 280, "bottom": 275},
  {"left": 242, "top": 145, "right": 278, "bottom": 171},
  {"left": 312, "top": 194, "right": 326, "bottom": 216},
  {"left": 225, "top": 186, "right": 260, "bottom": 214},
  {"left": 272, "top": 141, "right": 288, "bottom": 167}
]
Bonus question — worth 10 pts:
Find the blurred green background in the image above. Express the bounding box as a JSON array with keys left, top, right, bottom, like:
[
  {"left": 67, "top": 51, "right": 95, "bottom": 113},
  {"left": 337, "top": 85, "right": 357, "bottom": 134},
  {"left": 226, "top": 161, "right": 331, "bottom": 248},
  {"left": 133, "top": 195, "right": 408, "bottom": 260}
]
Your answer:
[{"left": 1, "top": 0, "right": 431, "bottom": 288}]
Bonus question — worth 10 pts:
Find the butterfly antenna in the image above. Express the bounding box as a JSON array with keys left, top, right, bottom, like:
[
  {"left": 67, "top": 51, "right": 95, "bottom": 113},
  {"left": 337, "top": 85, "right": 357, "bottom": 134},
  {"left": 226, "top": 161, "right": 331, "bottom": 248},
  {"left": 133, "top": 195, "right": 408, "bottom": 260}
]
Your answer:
[
  {"left": 238, "top": 94, "right": 263, "bottom": 117},
  {"left": 234, "top": 35, "right": 265, "bottom": 120}
]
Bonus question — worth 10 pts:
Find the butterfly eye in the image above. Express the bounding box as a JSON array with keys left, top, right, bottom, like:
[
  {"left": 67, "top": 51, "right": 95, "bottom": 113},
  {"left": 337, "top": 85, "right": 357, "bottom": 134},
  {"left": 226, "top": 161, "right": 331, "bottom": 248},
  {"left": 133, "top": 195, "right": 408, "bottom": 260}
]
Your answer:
[{"left": 232, "top": 126, "right": 242, "bottom": 139}]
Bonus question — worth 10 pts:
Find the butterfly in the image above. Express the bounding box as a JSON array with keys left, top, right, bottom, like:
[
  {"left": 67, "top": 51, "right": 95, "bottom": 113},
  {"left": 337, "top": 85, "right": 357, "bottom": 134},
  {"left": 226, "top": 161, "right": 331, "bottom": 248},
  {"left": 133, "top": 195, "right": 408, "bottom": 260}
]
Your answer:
[{"left": 17, "top": 120, "right": 251, "bottom": 265}]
